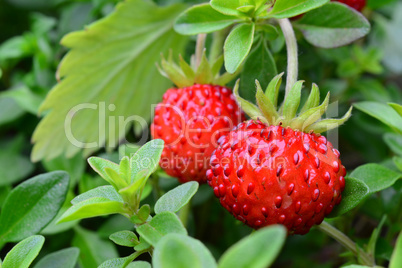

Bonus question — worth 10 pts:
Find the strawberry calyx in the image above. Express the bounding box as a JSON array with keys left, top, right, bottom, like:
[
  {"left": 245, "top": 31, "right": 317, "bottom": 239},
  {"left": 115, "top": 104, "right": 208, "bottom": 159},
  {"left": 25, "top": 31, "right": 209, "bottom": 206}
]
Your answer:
[
  {"left": 234, "top": 73, "right": 353, "bottom": 134},
  {"left": 158, "top": 51, "right": 240, "bottom": 88}
]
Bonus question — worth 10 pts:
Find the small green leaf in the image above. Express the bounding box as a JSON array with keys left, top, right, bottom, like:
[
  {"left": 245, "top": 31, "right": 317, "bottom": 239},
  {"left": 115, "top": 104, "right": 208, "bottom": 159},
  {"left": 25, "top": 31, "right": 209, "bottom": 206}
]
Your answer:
[
  {"left": 174, "top": 3, "right": 238, "bottom": 35},
  {"left": 155, "top": 181, "right": 199, "bottom": 214},
  {"left": 295, "top": 2, "right": 370, "bottom": 48},
  {"left": 366, "top": 216, "right": 386, "bottom": 258},
  {"left": 58, "top": 197, "right": 126, "bottom": 223},
  {"left": 153, "top": 233, "right": 217, "bottom": 268},
  {"left": 134, "top": 237, "right": 152, "bottom": 252},
  {"left": 218, "top": 225, "right": 286, "bottom": 268},
  {"left": 105, "top": 167, "right": 129, "bottom": 189},
  {"left": 194, "top": 52, "right": 213, "bottom": 85},
  {"left": 136, "top": 211, "right": 187, "bottom": 247},
  {"left": 350, "top": 163, "right": 402, "bottom": 193},
  {"left": 33, "top": 247, "right": 80, "bottom": 268},
  {"left": 390, "top": 231, "right": 402, "bottom": 268},
  {"left": 355, "top": 102, "right": 402, "bottom": 134},
  {"left": 224, "top": 23, "right": 255, "bottom": 73},
  {"left": 130, "top": 139, "right": 164, "bottom": 183},
  {"left": 268, "top": 0, "right": 329, "bottom": 19},
  {"left": 132, "top": 204, "right": 151, "bottom": 224},
  {"left": 0, "top": 171, "right": 69, "bottom": 243},
  {"left": 127, "top": 261, "right": 152, "bottom": 268},
  {"left": 329, "top": 177, "right": 369, "bottom": 217},
  {"left": 72, "top": 185, "right": 123, "bottom": 205},
  {"left": 389, "top": 103, "right": 402, "bottom": 117},
  {"left": 305, "top": 106, "right": 352, "bottom": 133},
  {"left": 98, "top": 255, "right": 135, "bottom": 268},
  {"left": 211, "top": 0, "right": 247, "bottom": 17},
  {"left": 73, "top": 227, "right": 118, "bottom": 268},
  {"left": 240, "top": 39, "right": 278, "bottom": 102},
  {"left": 2, "top": 235, "right": 45, "bottom": 268},
  {"left": 110, "top": 231, "right": 139, "bottom": 247}
]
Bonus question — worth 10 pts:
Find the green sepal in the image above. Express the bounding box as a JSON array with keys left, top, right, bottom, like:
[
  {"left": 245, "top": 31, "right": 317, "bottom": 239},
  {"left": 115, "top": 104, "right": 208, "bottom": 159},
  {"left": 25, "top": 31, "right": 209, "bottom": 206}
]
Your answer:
[
  {"left": 194, "top": 51, "right": 213, "bottom": 84},
  {"left": 300, "top": 83, "right": 320, "bottom": 114},
  {"left": 179, "top": 55, "right": 195, "bottom": 81},
  {"left": 282, "top": 81, "right": 304, "bottom": 123},
  {"left": 256, "top": 80, "right": 279, "bottom": 125},
  {"left": 159, "top": 54, "right": 192, "bottom": 88},
  {"left": 305, "top": 106, "right": 353, "bottom": 133},
  {"left": 289, "top": 92, "right": 329, "bottom": 131},
  {"left": 234, "top": 79, "right": 264, "bottom": 119},
  {"left": 265, "top": 72, "right": 284, "bottom": 109}
]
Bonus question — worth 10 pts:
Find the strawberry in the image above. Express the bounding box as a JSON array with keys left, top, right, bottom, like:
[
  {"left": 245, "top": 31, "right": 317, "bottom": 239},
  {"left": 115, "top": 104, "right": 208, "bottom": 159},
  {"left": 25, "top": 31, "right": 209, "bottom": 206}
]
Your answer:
[
  {"left": 151, "top": 53, "right": 244, "bottom": 183},
  {"left": 207, "top": 74, "right": 352, "bottom": 234},
  {"left": 333, "top": 0, "right": 366, "bottom": 11}
]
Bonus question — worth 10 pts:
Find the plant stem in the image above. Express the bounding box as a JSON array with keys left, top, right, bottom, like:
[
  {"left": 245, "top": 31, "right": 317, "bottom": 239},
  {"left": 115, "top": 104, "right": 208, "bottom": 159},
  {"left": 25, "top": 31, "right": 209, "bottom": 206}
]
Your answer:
[
  {"left": 195, "top": 33, "right": 207, "bottom": 69},
  {"left": 317, "top": 221, "right": 374, "bottom": 266},
  {"left": 277, "top": 18, "right": 298, "bottom": 99}
]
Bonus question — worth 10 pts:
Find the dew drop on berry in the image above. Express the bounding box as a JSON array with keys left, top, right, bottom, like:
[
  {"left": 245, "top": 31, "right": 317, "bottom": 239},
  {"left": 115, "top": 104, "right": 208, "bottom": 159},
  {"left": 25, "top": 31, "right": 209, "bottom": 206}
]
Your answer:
[
  {"left": 303, "top": 143, "right": 310, "bottom": 154},
  {"left": 339, "top": 176, "right": 345, "bottom": 191},
  {"left": 294, "top": 153, "right": 299, "bottom": 165},
  {"left": 324, "top": 172, "right": 331, "bottom": 184},
  {"left": 261, "top": 207, "right": 269, "bottom": 217},
  {"left": 206, "top": 169, "right": 214, "bottom": 181},
  {"left": 341, "top": 166, "right": 347, "bottom": 176},
  {"left": 232, "top": 203, "right": 241, "bottom": 214},
  {"left": 210, "top": 155, "right": 219, "bottom": 166},
  {"left": 247, "top": 183, "right": 255, "bottom": 195},
  {"left": 237, "top": 165, "right": 245, "bottom": 177},
  {"left": 304, "top": 169, "right": 310, "bottom": 182},
  {"left": 287, "top": 183, "right": 295, "bottom": 195},
  {"left": 255, "top": 220, "right": 263, "bottom": 227},
  {"left": 243, "top": 204, "right": 250, "bottom": 215},
  {"left": 315, "top": 203, "right": 324, "bottom": 213},
  {"left": 213, "top": 187, "right": 219, "bottom": 197},
  {"left": 224, "top": 165, "right": 231, "bottom": 176},
  {"left": 218, "top": 184, "right": 226, "bottom": 196},
  {"left": 295, "top": 201, "right": 301, "bottom": 213},
  {"left": 333, "top": 148, "right": 340, "bottom": 158},
  {"left": 312, "top": 189, "right": 320, "bottom": 201},
  {"left": 318, "top": 144, "right": 327, "bottom": 154},
  {"left": 275, "top": 196, "right": 282, "bottom": 208},
  {"left": 213, "top": 164, "right": 222, "bottom": 176},
  {"left": 325, "top": 204, "right": 334, "bottom": 215},
  {"left": 279, "top": 214, "right": 286, "bottom": 223},
  {"left": 317, "top": 135, "right": 327, "bottom": 144},
  {"left": 315, "top": 157, "right": 320, "bottom": 168},
  {"left": 333, "top": 161, "right": 340, "bottom": 173},
  {"left": 231, "top": 184, "right": 239, "bottom": 198},
  {"left": 294, "top": 217, "right": 303, "bottom": 226}
]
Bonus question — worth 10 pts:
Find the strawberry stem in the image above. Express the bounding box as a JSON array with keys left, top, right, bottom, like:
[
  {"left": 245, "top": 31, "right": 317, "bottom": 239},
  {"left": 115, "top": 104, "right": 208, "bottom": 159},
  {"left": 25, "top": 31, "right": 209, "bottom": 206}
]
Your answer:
[
  {"left": 317, "top": 221, "right": 375, "bottom": 266},
  {"left": 277, "top": 18, "right": 298, "bottom": 100},
  {"left": 195, "top": 33, "right": 207, "bottom": 69},
  {"left": 209, "top": 28, "right": 229, "bottom": 63}
]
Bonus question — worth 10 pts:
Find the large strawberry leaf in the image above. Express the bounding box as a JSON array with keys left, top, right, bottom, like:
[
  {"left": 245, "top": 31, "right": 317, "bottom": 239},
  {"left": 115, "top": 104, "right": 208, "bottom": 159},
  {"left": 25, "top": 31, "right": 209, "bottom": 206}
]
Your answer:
[{"left": 31, "top": 0, "right": 188, "bottom": 162}]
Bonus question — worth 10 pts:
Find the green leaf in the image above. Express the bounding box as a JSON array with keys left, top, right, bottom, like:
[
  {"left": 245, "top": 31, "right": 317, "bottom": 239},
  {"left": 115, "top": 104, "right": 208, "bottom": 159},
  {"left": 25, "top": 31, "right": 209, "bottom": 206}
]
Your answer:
[
  {"left": 295, "top": 2, "right": 370, "bottom": 48},
  {"left": 354, "top": 102, "right": 402, "bottom": 134},
  {"left": 42, "top": 153, "right": 85, "bottom": 187},
  {"left": 31, "top": 0, "right": 188, "bottom": 162},
  {"left": 155, "top": 181, "right": 199, "bottom": 214},
  {"left": 131, "top": 204, "right": 151, "bottom": 224},
  {"left": 0, "top": 98, "right": 24, "bottom": 126},
  {"left": 224, "top": 23, "right": 255, "bottom": 73},
  {"left": 33, "top": 247, "right": 80, "bottom": 268},
  {"left": 72, "top": 227, "right": 118, "bottom": 268},
  {"left": 136, "top": 211, "right": 187, "bottom": 247},
  {"left": 350, "top": 164, "right": 402, "bottom": 193},
  {"left": 58, "top": 197, "right": 126, "bottom": 223},
  {"left": 153, "top": 233, "right": 217, "bottom": 268},
  {"left": 88, "top": 157, "right": 120, "bottom": 189},
  {"left": 0, "top": 86, "right": 44, "bottom": 115},
  {"left": 218, "top": 225, "right": 286, "bottom": 268},
  {"left": 71, "top": 185, "right": 123, "bottom": 205},
  {"left": 366, "top": 216, "right": 386, "bottom": 258},
  {"left": 110, "top": 231, "right": 138, "bottom": 247},
  {"left": 174, "top": 3, "right": 238, "bottom": 35},
  {"left": 0, "top": 171, "right": 69, "bottom": 243},
  {"left": 2, "top": 235, "right": 45, "bottom": 268},
  {"left": 390, "top": 231, "right": 402, "bottom": 268},
  {"left": 384, "top": 133, "right": 402, "bottom": 156},
  {"left": 210, "top": 0, "right": 247, "bottom": 17},
  {"left": 98, "top": 215, "right": 134, "bottom": 239},
  {"left": 329, "top": 177, "right": 369, "bottom": 217},
  {"left": 389, "top": 103, "right": 402, "bottom": 117},
  {"left": 127, "top": 261, "right": 152, "bottom": 268},
  {"left": 268, "top": 0, "right": 329, "bottom": 19},
  {"left": 130, "top": 139, "right": 164, "bottom": 183},
  {"left": 240, "top": 38, "right": 277, "bottom": 102},
  {"left": 98, "top": 255, "right": 137, "bottom": 268},
  {"left": 330, "top": 164, "right": 402, "bottom": 217}
]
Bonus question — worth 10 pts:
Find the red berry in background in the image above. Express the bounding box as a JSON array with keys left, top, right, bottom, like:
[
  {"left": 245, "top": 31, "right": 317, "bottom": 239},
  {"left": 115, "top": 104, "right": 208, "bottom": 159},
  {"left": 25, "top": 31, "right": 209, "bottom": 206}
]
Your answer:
[
  {"left": 152, "top": 84, "right": 244, "bottom": 183},
  {"left": 207, "top": 75, "right": 352, "bottom": 234},
  {"left": 333, "top": 0, "right": 366, "bottom": 12},
  {"left": 151, "top": 53, "right": 244, "bottom": 184}
]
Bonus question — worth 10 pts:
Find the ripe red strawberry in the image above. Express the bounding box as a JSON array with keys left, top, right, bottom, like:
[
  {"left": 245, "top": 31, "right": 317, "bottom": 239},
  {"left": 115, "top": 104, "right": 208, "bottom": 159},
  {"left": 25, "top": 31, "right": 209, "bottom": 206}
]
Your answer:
[
  {"left": 333, "top": 0, "right": 366, "bottom": 11},
  {"left": 151, "top": 54, "right": 244, "bottom": 183},
  {"left": 207, "top": 74, "right": 352, "bottom": 234}
]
